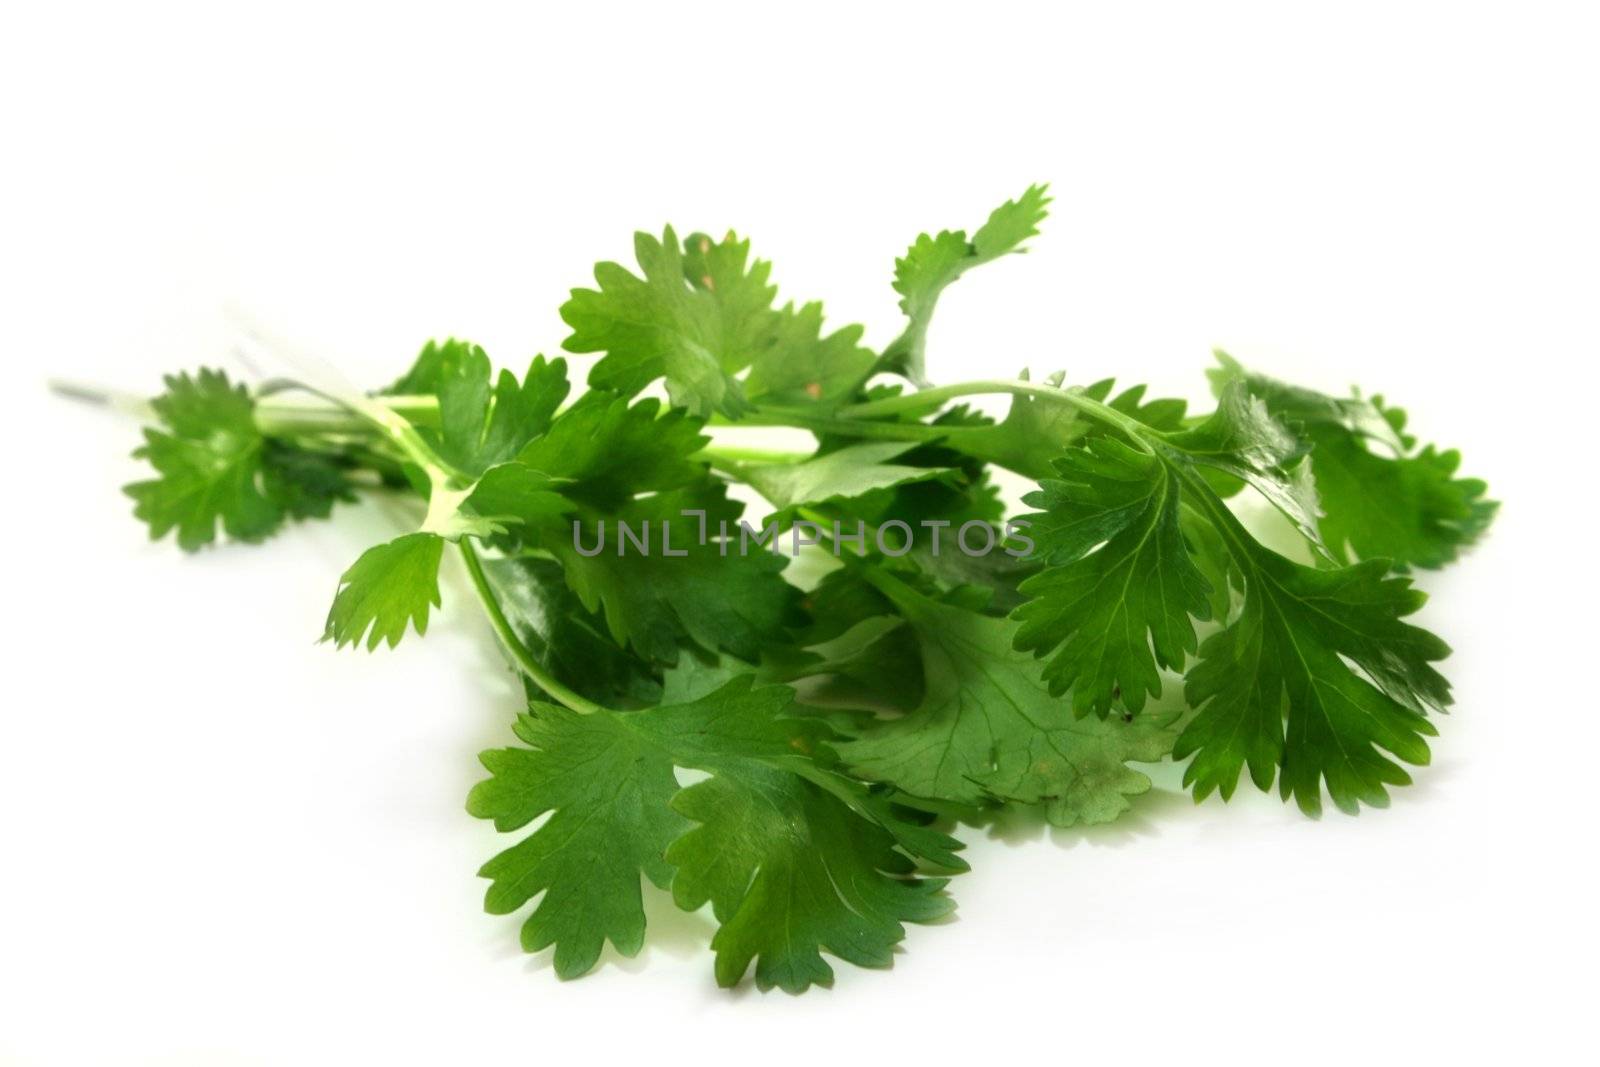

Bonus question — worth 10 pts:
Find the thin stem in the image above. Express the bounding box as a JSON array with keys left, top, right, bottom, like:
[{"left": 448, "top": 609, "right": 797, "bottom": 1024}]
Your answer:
[
  {"left": 697, "top": 443, "right": 812, "bottom": 466},
  {"left": 737, "top": 407, "right": 949, "bottom": 443},
  {"left": 458, "top": 540, "right": 603, "bottom": 716},
  {"left": 849, "top": 554, "right": 926, "bottom": 606},
  {"left": 703, "top": 454, "right": 756, "bottom": 484},
  {"left": 254, "top": 393, "right": 439, "bottom": 437},
  {"left": 839, "top": 379, "right": 1152, "bottom": 446},
  {"left": 804, "top": 517, "right": 933, "bottom": 616},
  {"left": 794, "top": 506, "right": 870, "bottom": 558},
  {"left": 48, "top": 379, "right": 157, "bottom": 420},
  {"left": 261, "top": 383, "right": 477, "bottom": 539}
]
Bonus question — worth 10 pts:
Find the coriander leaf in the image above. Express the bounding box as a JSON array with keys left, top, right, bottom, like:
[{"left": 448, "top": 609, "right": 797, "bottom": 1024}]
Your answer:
[
  {"left": 1181, "top": 500, "right": 1240, "bottom": 622},
  {"left": 981, "top": 710, "right": 1181, "bottom": 826},
  {"left": 434, "top": 348, "right": 569, "bottom": 477},
  {"left": 387, "top": 340, "right": 570, "bottom": 477},
  {"left": 479, "top": 555, "right": 663, "bottom": 707},
  {"left": 934, "top": 376, "right": 1189, "bottom": 479},
  {"left": 737, "top": 440, "right": 951, "bottom": 515},
  {"left": 145, "top": 366, "right": 258, "bottom": 438},
  {"left": 649, "top": 680, "right": 963, "bottom": 876},
  {"left": 800, "top": 616, "right": 926, "bottom": 714},
  {"left": 1164, "top": 380, "right": 1326, "bottom": 553},
  {"left": 516, "top": 392, "right": 709, "bottom": 510},
  {"left": 551, "top": 491, "right": 803, "bottom": 664},
  {"left": 460, "top": 463, "right": 574, "bottom": 529},
  {"left": 879, "top": 184, "right": 1051, "bottom": 384},
  {"left": 561, "top": 228, "right": 776, "bottom": 417},
  {"left": 126, "top": 426, "right": 277, "bottom": 549},
  {"left": 907, "top": 540, "right": 1040, "bottom": 616},
  {"left": 935, "top": 375, "right": 1124, "bottom": 470},
  {"left": 382, "top": 337, "right": 453, "bottom": 396},
  {"left": 471, "top": 677, "right": 962, "bottom": 991},
  {"left": 1011, "top": 436, "right": 1212, "bottom": 715},
  {"left": 124, "top": 368, "right": 354, "bottom": 550},
  {"left": 846, "top": 461, "right": 1006, "bottom": 535},
  {"left": 1211, "top": 352, "right": 1496, "bottom": 569},
  {"left": 259, "top": 441, "right": 359, "bottom": 521},
  {"left": 468, "top": 703, "right": 686, "bottom": 978},
  {"left": 743, "top": 301, "right": 875, "bottom": 408},
  {"left": 668, "top": 765, "right": 952, "bottom": 992},
  {"left": 937, "top": 373, "right": 1085, "bottom": 477},
  {"left": 813, "top": 417, "right": 1033, "bottom": 611},
  {"left": 654, "top": 651, "right": 882, "bottom": 736},
  {"left": 831, "top": 406, "right": 1008, "bottom": 531},
  {"left": 793, "top": 565, "right": 898, "bottom": 644},
  {"left": 641, "top": 680, "right": 962, "bottom": 990},
  {"left": 659, "top": 652, "right": 773, "bottom": 704},
  {"left": 1004, "top": 390, "right": 1453, "bottom": 813},
  {"left": 839, "top": 571, "right": 1178, "bottom": 825},
  {"left": 1102, "top": 381, "right": 1192, "bottom": 433},
  {"left": 323, "top": 532, "right": 444, "bottom": 650},
  {"left": 382, "top": 341, "right": 570, "bottom": 477},
  {"left": 1172, "top": 475, "right": 1451, "bottom": 815}
]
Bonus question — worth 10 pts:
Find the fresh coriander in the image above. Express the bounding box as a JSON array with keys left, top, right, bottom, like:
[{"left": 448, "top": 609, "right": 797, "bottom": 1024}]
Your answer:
[{"left": 100, "top": 186, "right": 1495, "bottom": 990}]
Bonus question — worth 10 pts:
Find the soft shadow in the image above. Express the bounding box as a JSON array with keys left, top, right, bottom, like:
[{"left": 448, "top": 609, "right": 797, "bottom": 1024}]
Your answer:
[
  {"left": 969, "top": 785, "right": 1194, "bottom": 849},
  {"left": 1050, "top": 787, "right": 1194, "bottom": 848},
  {"left": 1386, "top": 757, "right": 1462, "bottom": 806}
]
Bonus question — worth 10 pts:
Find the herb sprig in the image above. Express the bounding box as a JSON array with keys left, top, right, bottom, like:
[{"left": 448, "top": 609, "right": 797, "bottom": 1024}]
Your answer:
[{"left": 105, "top": 186, "right": 1495, "bottom": 991}]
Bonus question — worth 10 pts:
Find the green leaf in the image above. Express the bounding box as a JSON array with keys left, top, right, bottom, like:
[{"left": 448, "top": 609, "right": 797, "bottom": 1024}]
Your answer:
[
  {"left": 800, "top": 616, "right": 927, "bottom": 713},
  {"left": 1181, "top": 500, "right": 1240, "bottom": 622},
  {"left": 460, "top": 463, "right": 574, "bottom": 529},
  {"left": 471, "top": 677, "right": 962, "bottom": 991},
  {"left": 793, "top": 565, "right": 899, "bottom": 644},
  {"left": 1165, "top": 380, "right": 1325, "bottom": 552},
  {"left": 382, "top": 341, "right": 570, "bottom": 478},
  {"left": 939, "top": 375, "right": 1188, "bottom": 479},
  {"left": 1211, "top": 352, "right": 1496, "bottom": 569},
  {"left": 844, "top": 456, "right": 1006, "bottom": 536},
  {"left": 435, "top": 349, "right": 569, "bottom": 477},
  {"left": 743, "top": 301, "right": 875, "bottom": 408},
  {"left": 1003, "top": 391, "right": 1456, "bottom": 812},
  {"left": 552, "top": 491, "right": 804, "bottom": 664},
  {"left": 738, "top": 440, "right": 951, "bottom": 515},
  {"left": 1012, "top": 436, "right": 1213, "bottom": 715},
  {"left": 644, "top": 679, "right": 962, "bottom": 990},
  {"left": 478, "top": 555, "right": 662, "bottom": 707},
  {"left": 323, "top": 533, "right": 444, "bottom": 650},
  {"left": 812, "top": 415, "right": 1034, "bottom": 612},
  {"left": 669, "top": 765, "right": 952, "bottom": 992},
  {"left": 1172, "top": 476, "right": 1451, "bottom": 815},
  {"left": 382, "top": 337, "right": 454, "bottom": 395},
  {"left": 879, "top": 184, "right": 1051, "bottom": 384},
  {"left": 561, "top": 228, "right": 777, "bottom": 417},
  {"left": 259, "top": 441, "right": 360, "bottom": 521},
  {"left": 516, "top": 392, "right": 709, "bottom": 511},
  {"left": 468, "top": 703, "right": 686, "bottom": 978},
  {"left": 839, "top": 571, "right": 1178, "bottom": 825},
  {"left": 125, "top": 369, "right": 354, "bottom": 550}
]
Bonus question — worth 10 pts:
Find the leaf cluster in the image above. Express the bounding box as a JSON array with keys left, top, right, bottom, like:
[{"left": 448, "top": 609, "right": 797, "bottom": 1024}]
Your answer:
[{"left": 118, "top": 186, "right": 1495, "bottom": 990}]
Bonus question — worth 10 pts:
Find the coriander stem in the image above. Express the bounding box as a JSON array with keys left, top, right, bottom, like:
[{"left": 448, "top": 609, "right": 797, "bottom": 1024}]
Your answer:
[
  {"left": 703, "top": 454, "right": 755, "bottom": 483},
  {"left": 735, "top": 407, "right": 949, "bottom": 443},
  {"left": 253, "top": 394, "right": 439, "bottom": 437},
  {"left": 839, "top": 379, "right": 1150, "bottom": 444},
  {"left": 458, "top": 540, "right": 603, "bottom": 716},
  {"left": 697, "top": 443, "right": 812, "bottom": 465},
  {"left": 48, "top": 379, "right": 157, "bottom": 419},
  {"left": 794, "top": 506, "right": 868, "bottom": 557},
  {"left": 849, "top": 554, "right": 929, "bottom": 607}
]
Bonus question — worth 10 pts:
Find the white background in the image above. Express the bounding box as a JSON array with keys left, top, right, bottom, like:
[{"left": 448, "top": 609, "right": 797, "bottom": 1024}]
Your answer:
[{"left": 3, "top": 3, "right": 1597, "bottom": 1064}]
